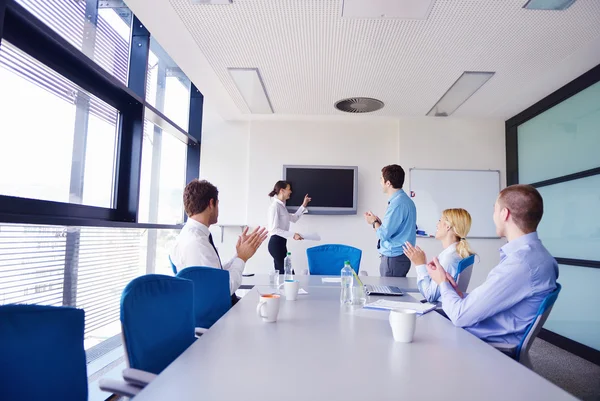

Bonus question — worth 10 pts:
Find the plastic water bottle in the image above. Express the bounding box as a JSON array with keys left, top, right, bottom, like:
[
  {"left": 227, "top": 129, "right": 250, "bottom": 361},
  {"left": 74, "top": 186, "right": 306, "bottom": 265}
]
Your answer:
[
  {"left": 340, "top": 260, "right": 353, "bottom": 305},
  {"left": 284, "top": 252, "right": 293, "bottom": 281}
]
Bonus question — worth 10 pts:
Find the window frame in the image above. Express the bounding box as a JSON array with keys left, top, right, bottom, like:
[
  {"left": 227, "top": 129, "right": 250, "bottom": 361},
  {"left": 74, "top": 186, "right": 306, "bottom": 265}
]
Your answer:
[
  {"left": 505, "top": 62, "right": 600, "bottom": 366},
  {"left": 0, "top": 1, "right": 202, "bottom": 229}
]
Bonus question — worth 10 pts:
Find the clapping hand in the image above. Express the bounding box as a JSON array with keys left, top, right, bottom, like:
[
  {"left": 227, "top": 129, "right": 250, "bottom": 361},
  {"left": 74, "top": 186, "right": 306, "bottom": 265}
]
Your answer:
[
  {"left": 236, "top": 226, "right": 268, "bottom": 262},
  {"left": 364, "top": 211, "right": 379, "bottom": 225},
  {"left": 426, "top": 258, "right": 464, "bottom": 298},
  {"left": 402, "top": 241, "right": 426, "bottom": 265}
]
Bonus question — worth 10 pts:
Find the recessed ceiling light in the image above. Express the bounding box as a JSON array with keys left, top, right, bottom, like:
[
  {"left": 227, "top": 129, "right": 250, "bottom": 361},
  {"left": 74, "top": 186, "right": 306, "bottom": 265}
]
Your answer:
[
  {"left": 523, "top": 0, "right": 576, "bottom": 10},
  {"left": 190, "top": 0, "right": 232, "bottom": 4},
  {"left": 427, "top": 71, "right": 495, "bottom": 117},
  {"left": 228, "top": 68, "right": 273, "bottom": 114},
  {"left": 341, "top": 0, "right": 434, "bottom": 19}
]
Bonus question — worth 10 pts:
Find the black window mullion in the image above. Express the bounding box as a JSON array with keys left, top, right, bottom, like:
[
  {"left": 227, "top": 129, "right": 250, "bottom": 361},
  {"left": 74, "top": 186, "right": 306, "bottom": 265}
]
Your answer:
[
  {"left": 505, "top": 123, "right": 518, "bottom": 186},
  {"left": 0, "top": 0, "right": 7, "bottom": 44},
  {"left": 186, "top": 84, "right": 203, "bottom": 184},
  {"left": 113, "top": 15, "right": 149, "bottom": 223},
  {"left": 128, "top": 15, "right": 149, "bottom": 98},
  {"left": 555, "top": 258, "right": 600, "bottom": 269}
]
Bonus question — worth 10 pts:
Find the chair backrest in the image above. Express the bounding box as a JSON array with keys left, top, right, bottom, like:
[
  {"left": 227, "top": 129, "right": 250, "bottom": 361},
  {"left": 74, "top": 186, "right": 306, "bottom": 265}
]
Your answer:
[
  {"left": 176, "top": 266, "right": 231, "bottom": 329},
  {"left": 306, "top": 244, "right": 362, "bottom": 275},
  {"left": 0, "top": 304, "right": 88, "bottom": 401},
  {"left": 121, "top": 274, "right": 196, "bottom": 374},
  {"left": 454, "top": 254, "right": 475, "bottom": 294},
  {"left": 516, "top": 283, "right": 562, "bottom": 361},
  {"left": 169, "top": 256, "right": 178, "bottom": 275}
]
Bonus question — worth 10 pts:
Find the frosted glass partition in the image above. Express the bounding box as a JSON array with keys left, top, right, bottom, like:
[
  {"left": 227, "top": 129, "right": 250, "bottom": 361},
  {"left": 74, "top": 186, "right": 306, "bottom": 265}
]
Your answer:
[
  {"left": 537, "top": 175, "right": 600, "bottom": 261},
  {"left": 517, "top": 80, "right": 600, "bottom": 184},
  {"left": 544, "top": 265, "right": 600, "bottom": 351}
]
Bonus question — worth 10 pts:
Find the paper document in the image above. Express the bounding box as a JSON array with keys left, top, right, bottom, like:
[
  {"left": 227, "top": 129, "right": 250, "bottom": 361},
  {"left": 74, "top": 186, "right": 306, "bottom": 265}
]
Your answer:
[
  {"left": 300, "top": 232, "right": 321, "bottom": 241},
  {"left": 321, "top": 277, "right": 341, "bottom": 283},
  {"left": 299, "top": 288, "right": 309, "bottom": 295},
  {"left": 363, "top": 299, "right": 437, "bottom": 315}
]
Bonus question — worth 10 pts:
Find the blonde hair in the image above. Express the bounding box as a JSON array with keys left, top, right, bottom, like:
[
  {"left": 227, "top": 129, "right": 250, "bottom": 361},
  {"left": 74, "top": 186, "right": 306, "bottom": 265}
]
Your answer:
[{"left": 442, "top": 208, "right": 475, "bottom": 259}]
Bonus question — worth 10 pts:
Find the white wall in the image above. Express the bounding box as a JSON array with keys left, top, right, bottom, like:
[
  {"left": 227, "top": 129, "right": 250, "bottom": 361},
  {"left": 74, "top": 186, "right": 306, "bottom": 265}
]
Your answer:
[{"left": 201, "top": 117, "right": 506, "bottom": 290}]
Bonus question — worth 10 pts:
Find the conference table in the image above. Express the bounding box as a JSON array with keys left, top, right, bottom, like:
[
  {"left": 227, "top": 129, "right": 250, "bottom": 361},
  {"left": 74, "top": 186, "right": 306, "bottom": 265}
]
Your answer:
[{"left": 134, "top": 275, "right": 575, "bottom": 401}]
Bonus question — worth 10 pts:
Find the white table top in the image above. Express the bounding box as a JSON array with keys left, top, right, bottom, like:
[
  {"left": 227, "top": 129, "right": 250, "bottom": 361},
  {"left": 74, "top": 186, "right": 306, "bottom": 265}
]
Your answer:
[
  {"left": 241, "top": 274, "right": 420, "bottom": 293},
  {"left": 135, "top": 278, "right": 575, "bottom": 401}
]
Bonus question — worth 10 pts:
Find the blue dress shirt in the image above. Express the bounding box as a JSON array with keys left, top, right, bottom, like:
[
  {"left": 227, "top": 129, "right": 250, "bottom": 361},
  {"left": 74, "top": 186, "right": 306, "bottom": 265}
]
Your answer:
[
  {"left": 376, "top": 189, "right": 417, "bottom": 257},
  {"left": 439, "top": 232, "right": 558, "bottom": 344},
  {"left": 416, "top": 242, "right": 462, "bottom": 303}
]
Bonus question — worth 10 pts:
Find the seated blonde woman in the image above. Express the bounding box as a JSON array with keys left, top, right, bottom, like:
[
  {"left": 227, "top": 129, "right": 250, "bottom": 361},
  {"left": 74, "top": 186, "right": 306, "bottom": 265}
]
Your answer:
[{"left": 403, "top": 208, "right": 475, "bottom": 303}]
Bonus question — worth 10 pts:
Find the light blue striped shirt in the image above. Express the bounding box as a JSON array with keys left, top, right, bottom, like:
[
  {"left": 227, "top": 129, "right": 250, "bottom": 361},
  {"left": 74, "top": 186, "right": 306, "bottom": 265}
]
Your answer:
[
  {"left": 440, "top": 232, "right": 558, "bottom": 344},
  {"left": 376, "top": 189, "right": 417, "bottom": 257},
  {"left": 416, "top": 243, "right": 462, "bottom": 303}
]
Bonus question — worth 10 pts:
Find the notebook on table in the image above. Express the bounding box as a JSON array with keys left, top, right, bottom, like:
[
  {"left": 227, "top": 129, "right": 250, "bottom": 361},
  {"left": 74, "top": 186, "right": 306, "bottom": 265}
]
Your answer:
[{"left": 363, "top": 299, "right": 437, "bottom": 315}]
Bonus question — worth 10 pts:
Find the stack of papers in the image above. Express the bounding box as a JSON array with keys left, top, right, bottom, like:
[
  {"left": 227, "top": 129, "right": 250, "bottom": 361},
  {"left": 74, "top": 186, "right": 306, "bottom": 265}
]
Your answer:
[
  {"left": 321, "top": 277, "right": 341, "bottom": 283},
  {"left": 363, "top": 299, "right": 437, "bottom": 315}
]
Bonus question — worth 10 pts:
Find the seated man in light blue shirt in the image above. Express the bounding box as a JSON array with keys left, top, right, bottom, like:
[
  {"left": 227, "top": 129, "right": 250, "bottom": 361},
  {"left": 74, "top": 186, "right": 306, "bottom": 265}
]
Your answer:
[
  {"left": 364, "top": 164, "right": 417, "bottom": 277},
  {"left": 426, "top": 184, "right": 558, "bottom": 344}
]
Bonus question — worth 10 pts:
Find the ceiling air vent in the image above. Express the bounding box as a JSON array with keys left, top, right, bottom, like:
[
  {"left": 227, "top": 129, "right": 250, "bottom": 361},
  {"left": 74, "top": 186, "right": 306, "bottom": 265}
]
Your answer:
[{"left": 335, "top": 97, "right": 384, "bottom": 113}]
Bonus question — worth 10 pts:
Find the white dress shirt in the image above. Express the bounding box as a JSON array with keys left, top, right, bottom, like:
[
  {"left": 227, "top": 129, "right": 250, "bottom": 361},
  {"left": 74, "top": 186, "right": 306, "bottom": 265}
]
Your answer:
[
  {"left": 170, "top": 218, "right": 244, "bottom": 295},
  {"left": 267, "top": 198, "right": 306, "bottom": 238},
  {"left": 415, "top": 242, "right": 462, "bottom": 303}
]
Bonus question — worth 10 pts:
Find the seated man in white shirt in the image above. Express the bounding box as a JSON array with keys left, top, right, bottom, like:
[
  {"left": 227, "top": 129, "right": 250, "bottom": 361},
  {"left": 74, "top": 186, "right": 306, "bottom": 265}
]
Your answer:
[{"left": 170, "top": 179, "right": 267, "bottom": 305}]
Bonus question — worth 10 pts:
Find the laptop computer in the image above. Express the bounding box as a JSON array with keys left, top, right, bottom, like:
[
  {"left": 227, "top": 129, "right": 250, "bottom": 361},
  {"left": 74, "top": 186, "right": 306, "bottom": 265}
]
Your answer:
[{"left": 364, "top": 284, "right": 404, "bottom": 296}]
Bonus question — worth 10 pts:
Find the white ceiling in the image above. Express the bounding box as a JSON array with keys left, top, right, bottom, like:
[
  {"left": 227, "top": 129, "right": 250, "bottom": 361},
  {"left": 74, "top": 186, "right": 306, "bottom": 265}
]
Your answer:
[{"left": 126, "top": 0, "right": 600, "bottom": 121}]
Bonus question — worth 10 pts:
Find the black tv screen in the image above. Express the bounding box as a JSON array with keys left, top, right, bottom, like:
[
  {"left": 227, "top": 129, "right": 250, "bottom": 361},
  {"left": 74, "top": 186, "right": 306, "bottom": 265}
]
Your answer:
[{"left": 283, "top": 165, "right": 358, "bottom": 215}]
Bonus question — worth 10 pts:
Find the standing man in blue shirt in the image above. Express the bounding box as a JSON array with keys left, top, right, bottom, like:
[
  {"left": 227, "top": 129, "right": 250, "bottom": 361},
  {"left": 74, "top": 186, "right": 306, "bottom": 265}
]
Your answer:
[
  {"left": 365, "top": 164, "right": 417, "bottom": 277},
  {"left": 427, "top": 184, "right": 558, "bottom": 344}
]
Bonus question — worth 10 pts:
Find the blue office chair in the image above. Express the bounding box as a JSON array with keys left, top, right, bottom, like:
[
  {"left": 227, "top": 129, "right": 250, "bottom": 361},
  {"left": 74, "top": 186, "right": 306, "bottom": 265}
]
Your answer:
[
  {"left": 306, "top": 244, "right": 362, "bottom": 275},
  {"left": 169, "top": 256, "right": 178, "bottom": 275},
  {"left": 453, "top": 254, "right": 476, "bottom": 294},
  {"left": 176, "top": 266, "right": 231, "bottom": 329},
  {"left": 0, "top": 304, "right": 88, "bottom": 401},
  {"left": 120, "top": 274, "right": 196, "bottom": 375},
  {"left": 489, "top": 283, "right": 562, "bottom": 369}
]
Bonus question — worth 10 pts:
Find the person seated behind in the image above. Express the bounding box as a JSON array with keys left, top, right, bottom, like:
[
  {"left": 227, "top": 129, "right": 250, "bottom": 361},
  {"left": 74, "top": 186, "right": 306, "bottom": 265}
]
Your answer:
[
  {"left": 170, "top": 179, "right": 267, "bottom": 305},
  {"left": 403, "top": 208, "right": 475, "bottom": 303},
  {"left": 426, "top": 184, "right": 558, "bottom": 344}
]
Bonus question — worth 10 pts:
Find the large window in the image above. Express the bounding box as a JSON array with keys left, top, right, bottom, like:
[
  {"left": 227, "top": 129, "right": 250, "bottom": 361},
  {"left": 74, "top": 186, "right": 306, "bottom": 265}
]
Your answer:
[
  {"left": 138, "top": 121, "right": 187, "bottom": 225},
  {"left": 15, "top": 0, "right": 132, "bottom": 85},
  {"left": 0, "top": 41, "right": 118, "bottom": 208},
  {"left": 146, "top": 38, "right": 191, "bottom": 129},
  {"left": 508, "top": 67, "right": 600, "bottom": 358},
  {"left": 0, "top": 1, "right": 202, "bottom": 399}
]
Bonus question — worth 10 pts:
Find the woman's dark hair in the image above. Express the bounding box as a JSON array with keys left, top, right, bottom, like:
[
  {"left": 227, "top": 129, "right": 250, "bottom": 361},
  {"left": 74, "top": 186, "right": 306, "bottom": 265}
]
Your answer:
[{"left": 268, "top": 180, "right": 291, "bottom": 197}]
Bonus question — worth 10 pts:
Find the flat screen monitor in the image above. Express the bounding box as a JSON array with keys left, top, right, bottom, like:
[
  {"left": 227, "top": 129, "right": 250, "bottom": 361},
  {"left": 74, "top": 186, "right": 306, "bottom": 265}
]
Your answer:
[{"left": 282, "top": 165, "right": 358, "bottom": 215}]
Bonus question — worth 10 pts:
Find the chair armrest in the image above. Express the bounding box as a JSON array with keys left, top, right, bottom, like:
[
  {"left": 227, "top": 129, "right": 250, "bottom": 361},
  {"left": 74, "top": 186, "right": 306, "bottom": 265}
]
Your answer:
[
  {"left": 122, "top": 368, "right": 157, "bottom": 387},
  {"left": 488, "top": 342, "right": 517, "bottom": 357},
  {"left": 359, "top": 271, "right": 368, "bottom": 276},
  {"left": 195, "top": 327, "right": 209, "bottom": 337},
  {"left": 99, "top": 378, "right": 142, "bottom": 398}
]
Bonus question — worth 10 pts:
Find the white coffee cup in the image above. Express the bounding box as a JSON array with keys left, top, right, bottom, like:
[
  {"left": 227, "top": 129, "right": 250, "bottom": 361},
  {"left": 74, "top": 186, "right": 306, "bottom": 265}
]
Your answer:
[
  {"left": 389, "top": 309, "right": 417, "bottom": 343},
  {"left": 256, "top": 294, "right": 281, "bottom": 323},
  {"left": 282, "top": 279, "right": 300, "bottom": 301}
]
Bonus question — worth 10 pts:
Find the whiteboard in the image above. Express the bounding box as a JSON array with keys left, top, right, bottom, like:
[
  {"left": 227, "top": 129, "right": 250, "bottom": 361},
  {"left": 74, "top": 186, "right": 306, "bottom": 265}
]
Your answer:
[{"left": 409, "top": 168, "right": 501, "bottom": 238}]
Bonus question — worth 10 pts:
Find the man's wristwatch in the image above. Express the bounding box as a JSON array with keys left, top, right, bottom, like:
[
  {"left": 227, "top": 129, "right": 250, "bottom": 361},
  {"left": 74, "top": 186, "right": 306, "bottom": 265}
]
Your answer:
[{"left": 372, "top": 219, "right": 380, "bottom": 229}]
